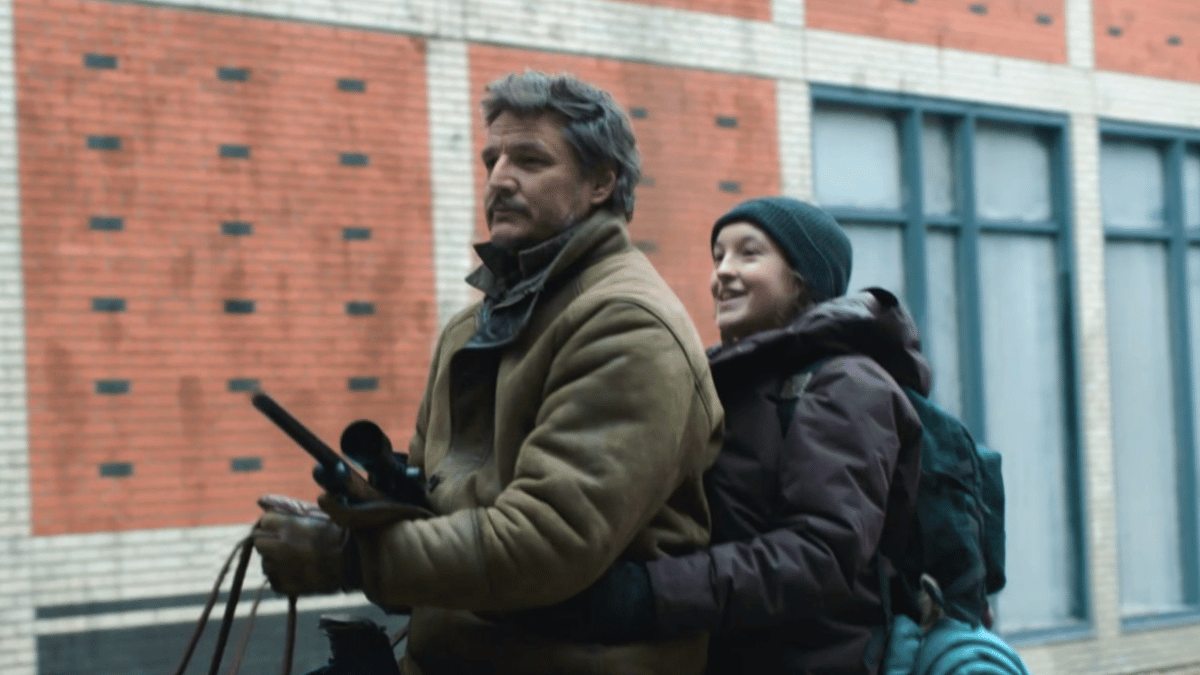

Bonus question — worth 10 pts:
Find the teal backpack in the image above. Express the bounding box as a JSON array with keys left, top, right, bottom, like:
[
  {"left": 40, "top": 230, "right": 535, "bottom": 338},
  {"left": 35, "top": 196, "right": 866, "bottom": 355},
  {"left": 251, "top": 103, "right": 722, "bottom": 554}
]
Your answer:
[
  {"left": 882, "top": 614, "right": 1030, "bottom": 675},
  {"left": 778, "top": 360, "right": 1024, "bottom": 675},
  {"left": 876, "top": 389, "right": 1026, "bottom": 675},
  {"left": 894, "top": 386, "right": 1006, "bottom": 625}
]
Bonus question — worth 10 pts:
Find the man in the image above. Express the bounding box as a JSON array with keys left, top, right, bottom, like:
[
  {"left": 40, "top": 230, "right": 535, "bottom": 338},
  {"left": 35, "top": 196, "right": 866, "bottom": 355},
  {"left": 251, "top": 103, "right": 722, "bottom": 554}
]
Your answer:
[{"left": 253, "top": 71, "right": 723, "bottom": 675}]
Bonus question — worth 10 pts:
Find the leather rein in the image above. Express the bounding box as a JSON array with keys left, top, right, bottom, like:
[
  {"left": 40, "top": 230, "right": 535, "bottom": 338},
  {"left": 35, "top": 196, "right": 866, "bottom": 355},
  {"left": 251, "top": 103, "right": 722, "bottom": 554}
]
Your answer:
[
  {"left": 171, "top": 533, "right": 297, "bottom": 675},
  {"left": 170, "top": 531, "right": 408, "bottom": 675}
]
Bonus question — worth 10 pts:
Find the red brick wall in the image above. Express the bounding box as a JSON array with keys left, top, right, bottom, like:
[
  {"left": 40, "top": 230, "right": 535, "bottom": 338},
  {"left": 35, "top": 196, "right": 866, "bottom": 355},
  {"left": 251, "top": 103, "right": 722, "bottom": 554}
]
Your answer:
[
  {"left": 807, "top": 0, "right": 1067, "bottom": 63},
  {"left": 17, "top": 0, "right": 436, "bottom": 535},
  {"left": 1094, "top": 0, "right": 1200, "bottom": 83},
  {"left": 469, "top": 47, "right": 780, "bottom": 347},
  {"left": 620, "top": 0, "right": 771, "bottom": 20}
]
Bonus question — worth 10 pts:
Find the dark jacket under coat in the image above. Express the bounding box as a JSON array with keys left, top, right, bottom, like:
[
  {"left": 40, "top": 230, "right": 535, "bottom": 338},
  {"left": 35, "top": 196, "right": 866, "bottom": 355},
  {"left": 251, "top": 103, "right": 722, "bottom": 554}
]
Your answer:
[{"left": 644, "top": 287, "right": 930, "bottom": 675}]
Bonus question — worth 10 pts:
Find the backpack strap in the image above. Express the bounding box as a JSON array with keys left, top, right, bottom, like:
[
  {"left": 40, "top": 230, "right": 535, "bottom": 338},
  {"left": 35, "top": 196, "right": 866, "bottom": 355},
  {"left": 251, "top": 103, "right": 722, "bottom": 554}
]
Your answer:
[{"left": 878, "top": 553, "right": 894, "bottom": 623}]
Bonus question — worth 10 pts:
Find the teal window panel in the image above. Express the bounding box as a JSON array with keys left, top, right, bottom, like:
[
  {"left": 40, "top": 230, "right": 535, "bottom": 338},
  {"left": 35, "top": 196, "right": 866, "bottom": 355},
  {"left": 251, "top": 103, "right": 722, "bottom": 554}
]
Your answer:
[{"left": 812, "top": 85, "right": 1085, "bottom": 640}]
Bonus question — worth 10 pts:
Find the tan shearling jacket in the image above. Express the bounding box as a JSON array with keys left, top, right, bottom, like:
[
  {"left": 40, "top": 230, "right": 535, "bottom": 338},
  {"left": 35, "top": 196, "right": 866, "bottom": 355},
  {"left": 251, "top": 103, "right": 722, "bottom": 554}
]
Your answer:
[{"left": 351, "top": 210, "right": 723, "bottom": 675}]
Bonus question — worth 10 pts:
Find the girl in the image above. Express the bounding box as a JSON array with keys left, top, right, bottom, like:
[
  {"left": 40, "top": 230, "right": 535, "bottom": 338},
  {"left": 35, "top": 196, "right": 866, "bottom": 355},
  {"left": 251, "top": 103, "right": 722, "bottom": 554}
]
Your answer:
[{"left": 521, "top": 196, "right": 930, "bottom": 675}]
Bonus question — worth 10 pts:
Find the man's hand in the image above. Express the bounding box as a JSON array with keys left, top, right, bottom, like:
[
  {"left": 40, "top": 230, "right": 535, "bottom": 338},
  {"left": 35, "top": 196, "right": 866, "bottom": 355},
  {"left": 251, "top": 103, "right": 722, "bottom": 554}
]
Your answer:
[
  {"left": 252, "top": 495, "right": 360, "bottom": 597},
  {"left": 508, "top": 559, "right": 657, "bottom": 644},
  {"left": 317, "top": 491, "right": 435, "bottom": 530}
]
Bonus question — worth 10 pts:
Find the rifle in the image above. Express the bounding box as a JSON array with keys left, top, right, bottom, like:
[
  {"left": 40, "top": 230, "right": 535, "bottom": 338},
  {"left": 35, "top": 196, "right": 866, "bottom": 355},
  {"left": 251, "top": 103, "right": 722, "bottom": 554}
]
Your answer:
[{"left": 249, "top": 391, "right": 429, "bottom": 508}]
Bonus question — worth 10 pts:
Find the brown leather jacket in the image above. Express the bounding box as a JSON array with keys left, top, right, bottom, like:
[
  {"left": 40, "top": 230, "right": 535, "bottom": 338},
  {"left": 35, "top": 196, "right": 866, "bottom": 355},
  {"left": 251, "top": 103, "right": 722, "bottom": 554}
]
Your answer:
[
  {"left": 349, "top": 211, "right": 723, "bottom": 675},
  {"left": 645, "top": 288, "right": 930, "bottom": 675}
]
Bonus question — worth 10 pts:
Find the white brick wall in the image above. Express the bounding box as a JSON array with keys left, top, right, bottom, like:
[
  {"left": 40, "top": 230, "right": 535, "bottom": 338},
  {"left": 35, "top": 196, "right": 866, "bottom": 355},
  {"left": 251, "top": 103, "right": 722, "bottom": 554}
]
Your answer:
[
  {"left": 0, "top": 0, "right": 33, "bottom": 667},
  {"left": 1067, "top": 111, "right": 1119, "bottom": 640},
  {"left": 29, "top": 524, "right": 372, "bottom": 632},
  {"left": 6, "top": 1, "right": 1200, "bottom": 674},
  {"left": 1066, "top": 0, "right": 1096, "bottom": 70},
  {"left": 772, "top": 0, "right": 803, "bottom": 28},
  {"left": 425, "top": 39, "right": 477, "bottom": 328},
  {"left": 776, "top": 77, "right": 813, "bottom": 201}
]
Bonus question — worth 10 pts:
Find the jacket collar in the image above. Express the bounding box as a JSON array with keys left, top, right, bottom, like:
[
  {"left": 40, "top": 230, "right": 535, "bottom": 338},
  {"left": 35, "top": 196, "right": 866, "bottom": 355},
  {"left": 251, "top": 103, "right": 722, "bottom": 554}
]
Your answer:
[
  {"left": 463, "top": 210, "right": 630, "bottom": 350},
  {"left": 469, "top": 226, "right": 577, "bottom": 302},
  {"left": 707, "top": 287, "right": 933, "bottom": 395}
]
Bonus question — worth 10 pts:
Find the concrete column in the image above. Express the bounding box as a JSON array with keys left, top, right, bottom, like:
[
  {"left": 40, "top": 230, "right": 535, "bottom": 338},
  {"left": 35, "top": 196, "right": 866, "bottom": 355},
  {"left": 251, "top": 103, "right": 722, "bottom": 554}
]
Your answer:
[
  {"left": 1065, "top": 0, "right": 1095, "bottom": 70},
  {"left": 1068, "top": 111, "right": 1120, "bottom": 642},
  {"left": 0, "top": 0, "right": 36, "bottom": 668},
  {"left": 772, "top": 0, "right": 803, "bottom": 28},
  {"left": 426, "top": 39, "right": 478, "bottom": 327},
  {"left": 777, "top": 78, "right": 814, "bottom": 201}
]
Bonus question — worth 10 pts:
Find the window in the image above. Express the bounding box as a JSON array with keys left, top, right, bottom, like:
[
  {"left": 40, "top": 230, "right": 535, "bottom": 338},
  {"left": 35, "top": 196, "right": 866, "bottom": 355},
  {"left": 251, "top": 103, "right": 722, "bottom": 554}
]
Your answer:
[
  {"left": 1101, "top": 126, "right": 1200, "bottom": 626},
  {"left": 811, "top": 88, "right": 1085, "bottom": 638}
]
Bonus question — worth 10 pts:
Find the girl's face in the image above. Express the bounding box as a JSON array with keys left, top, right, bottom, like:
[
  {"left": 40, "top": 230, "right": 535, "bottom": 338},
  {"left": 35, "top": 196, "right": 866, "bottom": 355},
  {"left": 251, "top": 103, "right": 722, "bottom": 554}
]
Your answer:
[{"left": 710, "top": 221, "right": 802, "bottom": 344}]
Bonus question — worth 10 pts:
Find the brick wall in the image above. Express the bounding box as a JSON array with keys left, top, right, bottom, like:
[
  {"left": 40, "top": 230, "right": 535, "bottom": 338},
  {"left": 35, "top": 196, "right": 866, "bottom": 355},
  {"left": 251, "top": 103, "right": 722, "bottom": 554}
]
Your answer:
[
  {"left": 622, "top": 0, "right": 771, "bottom": 20},
  {"left": 16, "top": 0, "right": 437, "bottom": 535},
  {"left": 1093, "top": 0, "right": 1200, "bottom": 83},
  {"left": 808, "top": 0, "right": 1068, "bottom": 63},
  {"left": 4, "top": 0, "right": 1200, "bottom": 674}
]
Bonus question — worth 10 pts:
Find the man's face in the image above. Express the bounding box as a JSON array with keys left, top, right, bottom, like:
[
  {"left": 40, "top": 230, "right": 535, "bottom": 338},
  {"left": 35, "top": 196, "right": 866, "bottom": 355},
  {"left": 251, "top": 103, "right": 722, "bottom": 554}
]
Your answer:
[{"left": 481, "top": 111, "right": 613, "bottom": 251}]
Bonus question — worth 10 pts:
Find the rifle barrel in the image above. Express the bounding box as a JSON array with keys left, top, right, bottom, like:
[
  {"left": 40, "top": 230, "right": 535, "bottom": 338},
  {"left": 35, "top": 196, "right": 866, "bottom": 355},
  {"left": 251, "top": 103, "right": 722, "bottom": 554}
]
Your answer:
[{"left": 250, "top": 391, "right": 343, "bottom": 469}]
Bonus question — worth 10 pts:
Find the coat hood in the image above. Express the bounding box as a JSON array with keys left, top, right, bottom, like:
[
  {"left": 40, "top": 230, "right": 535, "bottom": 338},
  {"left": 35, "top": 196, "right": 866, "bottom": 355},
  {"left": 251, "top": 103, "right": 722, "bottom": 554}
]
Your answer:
[{"left": 707, "top": 287, "right": 932, "bottom": 395}]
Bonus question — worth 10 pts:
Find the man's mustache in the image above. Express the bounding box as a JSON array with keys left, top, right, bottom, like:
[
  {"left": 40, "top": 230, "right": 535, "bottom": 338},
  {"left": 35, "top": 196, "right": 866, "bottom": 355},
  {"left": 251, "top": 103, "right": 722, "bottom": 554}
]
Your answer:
[{"left": 487, "top": 197, "right": 531, "bottom": 222}]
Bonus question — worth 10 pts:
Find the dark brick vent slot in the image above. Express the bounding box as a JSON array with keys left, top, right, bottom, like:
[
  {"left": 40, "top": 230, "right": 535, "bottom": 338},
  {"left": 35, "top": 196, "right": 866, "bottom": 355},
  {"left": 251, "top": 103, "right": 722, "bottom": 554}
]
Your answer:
[
  {"left": 83, "top": 53, "right": 117, "bottom": 69},
  {"left": 231, "top": 457, "right": 263, "bottom": 472},
  {"left": 224, "top": 299, "right": 255, "bottom": 314},
  {"left": 95, "top": 379, "right": 130, "bottom": 395},
  {"left": 348, "top": 377, "right": 378, "bottom": 392},
  {"left": 99, "top": 462, "right": 133, "bottom": 478},
  {"left": 227, "top": 378, "right": 259, "bottom": 393},
  {"left": 89, "top": 216, "right": 124, "bottom": 231}
]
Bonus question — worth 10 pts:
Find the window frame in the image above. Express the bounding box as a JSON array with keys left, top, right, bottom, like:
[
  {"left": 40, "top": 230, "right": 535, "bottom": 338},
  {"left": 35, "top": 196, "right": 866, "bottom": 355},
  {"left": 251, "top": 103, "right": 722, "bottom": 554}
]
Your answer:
[
  {"left": 811, "top": 85, "right": 1091, "bottom": 645},
  {"left": 1100, "top": 119, "right": 1200, "bottom": 632}
]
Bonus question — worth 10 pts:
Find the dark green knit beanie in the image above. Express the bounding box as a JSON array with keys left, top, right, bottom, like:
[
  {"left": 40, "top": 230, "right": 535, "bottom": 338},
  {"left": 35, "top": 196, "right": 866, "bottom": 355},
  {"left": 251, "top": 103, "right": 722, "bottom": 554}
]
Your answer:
[{"left": 711, "top": 196, "right": 853, "bottom": 303}]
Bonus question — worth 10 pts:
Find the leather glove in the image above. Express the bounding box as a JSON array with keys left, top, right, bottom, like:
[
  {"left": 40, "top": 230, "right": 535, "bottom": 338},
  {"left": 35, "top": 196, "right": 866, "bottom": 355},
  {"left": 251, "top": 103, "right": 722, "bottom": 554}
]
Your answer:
[
  {"left": 252, "top": 494, "right": 361, "bottom": 597},
  {"left": 310, "top": 460, "right": 433, "bottom": 531},
  {"left": 317, "top": 491, "right": 435, "bottom": 530},
  {"left": 508, "top": 559, "right": 657, "bottom": 644}
]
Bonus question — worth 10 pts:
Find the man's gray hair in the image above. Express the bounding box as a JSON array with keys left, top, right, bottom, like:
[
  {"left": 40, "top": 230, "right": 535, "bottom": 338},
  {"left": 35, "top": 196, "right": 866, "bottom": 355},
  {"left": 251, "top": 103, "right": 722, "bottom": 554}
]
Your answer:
[{"left": 482, "top": 71, "right": 642, "bottom": 220}]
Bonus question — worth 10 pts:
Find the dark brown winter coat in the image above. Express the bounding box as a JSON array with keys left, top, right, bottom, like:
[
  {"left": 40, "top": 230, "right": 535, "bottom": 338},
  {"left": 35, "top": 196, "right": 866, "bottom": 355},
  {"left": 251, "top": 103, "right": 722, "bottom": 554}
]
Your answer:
[{"left": 645, "top": 287, "right": 930, "bottom": 675}]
